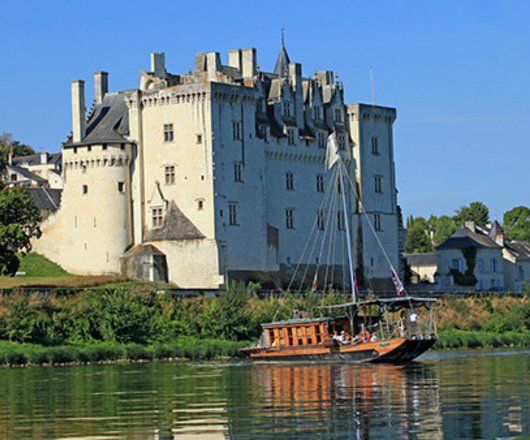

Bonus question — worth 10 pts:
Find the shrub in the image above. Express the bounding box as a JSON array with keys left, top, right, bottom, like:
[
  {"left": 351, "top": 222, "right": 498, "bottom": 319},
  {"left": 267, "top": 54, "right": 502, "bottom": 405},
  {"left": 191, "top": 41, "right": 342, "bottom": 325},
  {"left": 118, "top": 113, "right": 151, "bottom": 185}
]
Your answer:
[
  {"left": 125, "top": 344, "right": 153, "bottom": 361},
  {"left": 5, "top": 351, "right": 28, "bottom": 366},
  {"left": 47, "top": 347, "right": 78, "bottom": 364}
]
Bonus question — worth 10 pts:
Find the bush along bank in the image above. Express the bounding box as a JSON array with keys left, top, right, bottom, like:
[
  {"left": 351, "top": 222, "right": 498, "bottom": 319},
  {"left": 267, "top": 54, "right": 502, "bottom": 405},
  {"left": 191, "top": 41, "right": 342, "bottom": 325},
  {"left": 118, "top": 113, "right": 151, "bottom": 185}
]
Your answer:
[{"left": 0, "top": 284, "right": 528, "bottom": 366}]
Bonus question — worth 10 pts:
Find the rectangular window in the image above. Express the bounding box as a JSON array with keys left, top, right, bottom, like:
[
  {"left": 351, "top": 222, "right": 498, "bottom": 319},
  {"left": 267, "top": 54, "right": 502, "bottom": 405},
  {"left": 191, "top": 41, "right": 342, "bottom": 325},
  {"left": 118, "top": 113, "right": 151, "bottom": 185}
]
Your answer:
[
  {"left": 317, "top": 209, "right": 325, "bottom": 231},
  {"left": 287, "top": 129, "right": 295, "bottom": 146},
  {"left": 334, "top": 108, "right": 342, "bottom": 122},
  {"left": 375, "top": 175, "right": 383, "bottom": 193},
  {"left": 234, "top": 162, "right": 243, "bottom": 183},
  {"left": 285, "top": 208, "right": 295, "bottom": 229},
  {"left": 163, "top": 124, "right": 174, "bottom": 142},
  {"left": 313, "top": 106, "right": 321, "bottom": 121},
  {"left": 337, "top": 211, "right": 345, "bottom": 231},
  {"left": 338, "top": 135, "right": 346, "bottom": 150},
  {"left": 285, "top": 172, "right": 294, "bottom": 191},
  {"left": 118, "top": 181, "right": 125, "bottom": 193},
  {"left": 228, "top": 203, "right": 239, "bottom": 226},
  {"left": 82, "top": 184, "right": 88, "bottom": 194},
  {"left": 232, "top": 122, "right": 242, "bottom": 140},
  {"left": 371, "top": 136, "right": 380, "bottom": 155},
  {"left": 450, "top": 258, "right": 461, "bottom": 271},
  {"left": 491, "top": 258, "right": 497, "bottom": 273},
  {"left": 152, "top": 207, "right": 163, "bottom": 228},
  {"left": 165, "top": 165, "right": 176, "bottom": 185},
  {"left": 374, "top": 212, "right": 382, "bottom": 231},
  {"left": 283, "top": 101, "right": 291, "bottom": 117},
  {"left": 317, "top": 132, "right": 326, "bottom": 149},
  {"left": 10, "top": 173, "right": 17, "bottom": 182},
  {"left": 196, "top": 134, "right": 202, "bottom": 144},
  {"left": 316, "top": 174, "right": 324, "bottom": 192}
]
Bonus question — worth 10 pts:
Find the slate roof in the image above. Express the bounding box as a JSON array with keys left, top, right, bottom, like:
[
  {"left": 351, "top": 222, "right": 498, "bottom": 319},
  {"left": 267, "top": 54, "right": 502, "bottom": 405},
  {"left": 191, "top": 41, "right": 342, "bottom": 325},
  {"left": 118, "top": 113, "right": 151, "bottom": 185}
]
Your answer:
[
  {"left": 12, "top": 152, "right": 62, "bottom": 167},
  {"left": 122, "top": 244, "right": 165, "bottom": 257},
  {"left": 273, "top": 44, "right": 291, "bottom": 77},
  {"left": 65, "top": 92, "right": 130, "bottom": 146},
  {"left": 27, "top": 187, "right": 62, "bottom": 212},
  {"left": 404, "top": 252, "right": 438, "bottom": 267},
  {"left": 7, "top": 164, "right": 48, "bottom": 184},
  {"left": 144, "top": 201, "right": 205, "bottom": 242},
  {"left": 436, "top": 226, "right": 500, "bottom": 250},
  {"left": 505, "top": 241, "right": 530, "bottom": 261}
]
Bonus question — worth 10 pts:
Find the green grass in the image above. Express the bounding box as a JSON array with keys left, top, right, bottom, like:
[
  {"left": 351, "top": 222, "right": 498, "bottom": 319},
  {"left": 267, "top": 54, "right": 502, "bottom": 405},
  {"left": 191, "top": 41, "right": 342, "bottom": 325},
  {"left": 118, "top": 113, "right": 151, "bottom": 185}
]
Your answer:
[
  {"left": 435, "top": 330, "right": 530, "bottom": 350},
  {"left": 0, "top": 337, "right": 248, "bottom": 367},
  {"left": 13, "top": 253, "right": 70, "bottom": 277}
]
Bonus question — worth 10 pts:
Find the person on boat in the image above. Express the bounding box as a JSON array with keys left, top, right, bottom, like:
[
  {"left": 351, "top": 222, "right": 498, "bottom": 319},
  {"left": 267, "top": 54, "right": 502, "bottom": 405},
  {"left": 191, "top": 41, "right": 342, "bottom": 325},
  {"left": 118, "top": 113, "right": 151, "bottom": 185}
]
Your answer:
[
  {"left": 408, "top": 310, "right": 419, "bottom": 335},
  {"left": 332, "top": 329, "right": 341, "bottom": 346},
  {"left": 358, "top": 325, "right": 371, "bottom": 343},
  {"left": 398, "top": 310, "right": 407, "bottom": 337},
  {"left": 340, "top": 331, "right": 351, "bottom": 345}
]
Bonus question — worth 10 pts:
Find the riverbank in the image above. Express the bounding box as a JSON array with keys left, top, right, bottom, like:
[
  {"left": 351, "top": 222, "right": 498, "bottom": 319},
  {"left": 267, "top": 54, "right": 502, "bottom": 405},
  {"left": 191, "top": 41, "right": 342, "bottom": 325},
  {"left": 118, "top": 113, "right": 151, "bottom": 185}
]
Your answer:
[{"left": 0, "top": 337, "right": 246, "bottom": 367}]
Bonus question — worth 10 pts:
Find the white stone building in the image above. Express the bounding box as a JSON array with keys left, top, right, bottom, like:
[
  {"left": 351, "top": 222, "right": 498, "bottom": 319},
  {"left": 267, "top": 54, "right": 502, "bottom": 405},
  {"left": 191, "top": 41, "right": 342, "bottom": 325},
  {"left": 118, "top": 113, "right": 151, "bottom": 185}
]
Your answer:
[{"left": 33, "top": 43, "right": 403, "bottom": 289}]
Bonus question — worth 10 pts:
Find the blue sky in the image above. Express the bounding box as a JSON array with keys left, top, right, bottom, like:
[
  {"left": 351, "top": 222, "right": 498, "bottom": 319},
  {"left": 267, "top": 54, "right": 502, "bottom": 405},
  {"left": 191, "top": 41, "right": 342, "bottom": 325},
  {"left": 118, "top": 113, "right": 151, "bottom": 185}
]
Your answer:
[{"left": 0, "top": 0, "right": 528, "bottom": 220}]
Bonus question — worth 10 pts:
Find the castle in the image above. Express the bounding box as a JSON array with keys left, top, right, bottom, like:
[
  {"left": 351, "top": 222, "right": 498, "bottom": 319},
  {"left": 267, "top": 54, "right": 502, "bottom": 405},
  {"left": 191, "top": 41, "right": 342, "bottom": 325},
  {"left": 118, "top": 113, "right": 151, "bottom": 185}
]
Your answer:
[{"left": 33, "top": 42, "right": 404, "bottom": 290}]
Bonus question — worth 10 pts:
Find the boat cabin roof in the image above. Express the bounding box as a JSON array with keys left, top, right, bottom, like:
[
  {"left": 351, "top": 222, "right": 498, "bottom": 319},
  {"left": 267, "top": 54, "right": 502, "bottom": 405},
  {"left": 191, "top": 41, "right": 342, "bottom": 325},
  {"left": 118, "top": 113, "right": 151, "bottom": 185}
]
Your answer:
[
  {"left": 262, "top": 317, "right": 331, "bottom": 329},
  {"left": 320, "top": 296, "right": 437, "bottom": 313}
]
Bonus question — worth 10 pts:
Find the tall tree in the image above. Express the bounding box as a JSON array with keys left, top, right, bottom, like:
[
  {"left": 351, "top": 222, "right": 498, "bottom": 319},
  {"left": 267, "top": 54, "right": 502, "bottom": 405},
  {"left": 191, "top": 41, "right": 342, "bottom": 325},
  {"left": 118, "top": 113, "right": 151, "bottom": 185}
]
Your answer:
[
  {"left": 503, "top": 206, "right": 530, "bottom": 242},
  {"left": 0, "top": 186, "right": 42, "bottom": 276},
  {"left": 455, "top": 201, "right": 489, "bottom": 227},
  {"left": 428, "top": 215, "right": 457, "bottom": 247},
  {"left": 405, "top": 216, "right": 434, "bottom": 253},
  {"left": 0, "top": 132, "right": 36, "bottom": 158}
]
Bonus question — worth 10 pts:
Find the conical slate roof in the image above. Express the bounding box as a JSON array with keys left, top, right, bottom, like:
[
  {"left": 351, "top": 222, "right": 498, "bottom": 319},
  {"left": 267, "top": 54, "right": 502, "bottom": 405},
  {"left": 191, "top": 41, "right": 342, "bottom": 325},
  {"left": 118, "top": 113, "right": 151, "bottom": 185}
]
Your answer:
[{"left": 274, "top": 44, "right": 290, "bottom": 77}]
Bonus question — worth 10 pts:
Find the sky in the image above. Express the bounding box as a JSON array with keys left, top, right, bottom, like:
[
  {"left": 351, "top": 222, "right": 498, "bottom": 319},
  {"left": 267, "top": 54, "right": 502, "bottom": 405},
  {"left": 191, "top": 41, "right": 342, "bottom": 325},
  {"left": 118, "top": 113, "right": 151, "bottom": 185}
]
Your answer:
[{"left": 0, "top": 0, "right": 528, "bottom": 220}]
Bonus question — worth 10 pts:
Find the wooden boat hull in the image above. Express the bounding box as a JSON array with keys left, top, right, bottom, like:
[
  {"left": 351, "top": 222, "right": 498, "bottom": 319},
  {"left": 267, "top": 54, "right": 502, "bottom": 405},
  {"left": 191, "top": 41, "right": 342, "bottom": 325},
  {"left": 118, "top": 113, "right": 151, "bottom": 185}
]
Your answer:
[{"left": 246, "top": 337, "right": 436, "bottom": 363}]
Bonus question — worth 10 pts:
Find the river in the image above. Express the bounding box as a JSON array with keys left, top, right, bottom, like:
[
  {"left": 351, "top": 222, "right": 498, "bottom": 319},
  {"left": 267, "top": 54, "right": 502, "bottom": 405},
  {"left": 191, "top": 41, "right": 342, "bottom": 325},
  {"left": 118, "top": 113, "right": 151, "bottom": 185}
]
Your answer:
[{"left": 0, "top": 349, "right": 528, "bottom": 439}]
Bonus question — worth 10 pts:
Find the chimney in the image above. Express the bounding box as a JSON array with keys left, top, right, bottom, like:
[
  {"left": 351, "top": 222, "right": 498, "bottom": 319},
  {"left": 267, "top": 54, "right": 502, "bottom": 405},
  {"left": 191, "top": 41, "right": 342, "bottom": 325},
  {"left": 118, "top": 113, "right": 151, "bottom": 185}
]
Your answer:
[
  {"left": 150, "top": 52, "right": 166, "bottom": 78},
  {"left": 71, "top": 80, "right": 86, "bottom": 143},
  {"left": 94, "top": 71, "right": 108, "bottom": 104},
  {"left": 206, "top": 52, "right": 222, "bottom": 81},
  {"left": 7, "top": 148, "right": 12, "bottom": 165},
  {"left": 316, "top": 70, "right": 334, "bottom": 86},
  {"left": 241, "top": 48, "right": 257, "bottom": 78},
  {"left": 40, "top": 151, "right": 48, "bottom": 164},
  {"left": 464, "top": 221, "right": 476, "bottom": 233},
  {"left": 289, "top": 62, "right": 302, "bottom": 90},
  {"left": 228, "top": 49, "right": 242, "bottom": 71}
]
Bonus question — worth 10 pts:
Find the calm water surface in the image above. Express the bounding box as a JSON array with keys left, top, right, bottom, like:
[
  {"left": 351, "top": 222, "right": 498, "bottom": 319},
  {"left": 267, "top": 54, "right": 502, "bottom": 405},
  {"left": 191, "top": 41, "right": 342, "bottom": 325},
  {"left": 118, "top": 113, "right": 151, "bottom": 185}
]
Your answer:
[{"left": 0, "top": 349, "right": 528, "bottom": 439}]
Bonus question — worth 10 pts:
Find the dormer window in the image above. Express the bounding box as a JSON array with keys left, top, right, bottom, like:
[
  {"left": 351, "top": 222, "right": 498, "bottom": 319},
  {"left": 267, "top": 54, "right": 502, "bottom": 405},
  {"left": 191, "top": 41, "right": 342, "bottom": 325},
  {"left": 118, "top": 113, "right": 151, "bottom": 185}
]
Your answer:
[
  {"left": 317, "top": 132, "right": 326, "bottom": 149},
  {"left": 287, "top": 129, "right": 296, "bottom": 146},
  {"left": 152, "top": 207, "right": 164, "bottom": 228},
  {"left": 334, "top": 108, "right": 343, "bottom": 123}
]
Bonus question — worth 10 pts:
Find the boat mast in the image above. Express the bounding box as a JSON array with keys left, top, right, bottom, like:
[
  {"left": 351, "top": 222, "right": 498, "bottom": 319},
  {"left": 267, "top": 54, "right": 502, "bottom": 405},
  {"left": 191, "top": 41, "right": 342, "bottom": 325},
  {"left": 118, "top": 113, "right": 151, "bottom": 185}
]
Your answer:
[{"left": 338, "top": 160, "right": 356, "bottom": 304}]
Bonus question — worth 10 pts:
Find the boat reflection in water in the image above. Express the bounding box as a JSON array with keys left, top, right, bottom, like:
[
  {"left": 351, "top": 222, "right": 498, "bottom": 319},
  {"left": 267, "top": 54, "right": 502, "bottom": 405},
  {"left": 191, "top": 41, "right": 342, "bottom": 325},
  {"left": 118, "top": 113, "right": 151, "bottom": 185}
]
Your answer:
[{"left": 240, "top": 362, "right": 443, "bottom": 439}]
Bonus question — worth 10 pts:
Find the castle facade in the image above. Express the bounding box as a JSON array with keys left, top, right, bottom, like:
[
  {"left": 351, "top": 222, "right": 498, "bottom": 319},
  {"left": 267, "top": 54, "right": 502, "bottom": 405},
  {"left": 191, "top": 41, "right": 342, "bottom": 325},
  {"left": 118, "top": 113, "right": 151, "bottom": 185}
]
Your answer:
[{"left": 34, "top": 43, "right": 403, "bottom": 290}]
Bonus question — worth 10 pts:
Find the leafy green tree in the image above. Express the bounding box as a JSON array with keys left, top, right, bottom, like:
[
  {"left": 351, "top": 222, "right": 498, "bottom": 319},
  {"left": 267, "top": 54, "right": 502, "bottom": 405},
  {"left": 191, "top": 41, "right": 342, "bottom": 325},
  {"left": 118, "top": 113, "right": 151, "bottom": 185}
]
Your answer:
[
  {"left": 455, "top": 201, "right": 489, "bottom": 227},
  {"left": 503, "top": 206, "right": 530, "bottom": 241},
  {"left": 405, "top": 216, "right": 434, "bottom": 253},
  {"left": 0, "top": 186, "right": 42, "bottom": 276},
  {"left": 428, "top": 215, "right": 457, "bottom": 247}
]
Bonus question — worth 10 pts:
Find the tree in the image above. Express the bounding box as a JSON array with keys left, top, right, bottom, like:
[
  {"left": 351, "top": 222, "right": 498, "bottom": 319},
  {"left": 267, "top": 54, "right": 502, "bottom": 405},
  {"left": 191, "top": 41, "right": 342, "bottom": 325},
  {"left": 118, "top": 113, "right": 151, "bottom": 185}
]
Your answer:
[
  {"left": 405, "top": 216, "right": 434, "bottom": 254},
  {"left": 0, "top": 186, "right": 42, "bottom": 276},
  {"left": 428, "top": 215, "right": 457, "bottom": 247},
  {"left": 455, "top": 201, "right": 489, "bottom": 227},
  {"left": 503, "top": 206, "right": 530, "bottom": 242},
  {"left": 0, "top": 132, "right": 36, "bottom": 158}
]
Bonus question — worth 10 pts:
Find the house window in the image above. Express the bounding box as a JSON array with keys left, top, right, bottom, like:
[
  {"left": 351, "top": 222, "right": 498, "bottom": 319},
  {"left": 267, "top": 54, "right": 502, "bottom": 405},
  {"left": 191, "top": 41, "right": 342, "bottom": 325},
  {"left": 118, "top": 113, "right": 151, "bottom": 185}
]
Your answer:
[
  {"left": 283, "top": 101, "right": 291, "bottom": 117},
  {"left": 375, "top": 175, "right": 383, "bottom": 193},
  {"left": 152, "top": 207, "right": 164, "bottom": 228},
  {"left": 232, "top": 122, "right": 242, "bottom": 140},
  {"left": 287, "top": 129, "right": 295, "bottom": 146},
  {"left": 258, "top": 125, "right": 268, "bottom": 140},
  {"left": 337, "top": 211, "right": 345, "bottom": 231},
  {"left": 118, "top": 181, "right": 125, "bottom": 193},
  {"left": 316, "top": 174, "right": 324, "bottom": 192},
  {"left": 491, "top": 258, "right": 497, "bottom": 273},
  {"left": 371, "top": 136, "right": 380, "bottom": 155},
  {"left": 317, "top": 209, "right": 325, "bottom": 230},
  {"left": 196, "top": 134, "right": 203, "bottom": 144},
  {"left": 228, "top": 203, "right": 238, "bottom": 225},
  {"left": 234, "top": 162, "right": 243, "bottom": 183},
  {"left": 490, "top": 279, "right": 496, "bottom": 289},
  {"left": 165, "top": 165, "right": 176, "bottom": 185},
  {"left": 82, "top": 184, "right": 88, "bottom": 195},
  {"left": 313, "top": 106, "right": 321, "bottom": 121},
  {"left": 334, "top": 108, "right": 342, "bottom": 122},
  {"left": 163, "top": 124, "right": 174, "bottom": 142},
  {"left": 285, "top": 208, "right": 295, "bottom": 229},
  {"left": 317, "top": 132, "right": 326, "bottom": 149},
  {"left": 285, "top": 172, "right": 294, "bottom": 191},
  {"left": 374, "top": 212, "right": 382, "bottom": 231},
  {"left": 10, "top": 173, "right": 17, "bottom": 182},
  {"left": 450, "top": 258, "right": 462, "bottom": 272},
  {"left": 197, "top": 199, "right": 204, "bottom": 210},
  {"left": 338, "top": 135, "right": 346, "bottom": 150}
]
